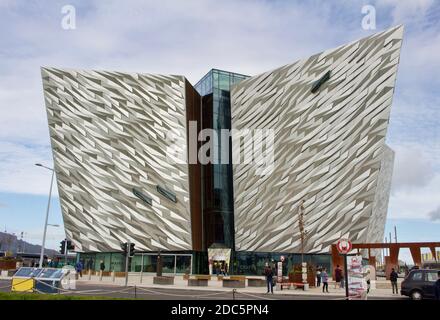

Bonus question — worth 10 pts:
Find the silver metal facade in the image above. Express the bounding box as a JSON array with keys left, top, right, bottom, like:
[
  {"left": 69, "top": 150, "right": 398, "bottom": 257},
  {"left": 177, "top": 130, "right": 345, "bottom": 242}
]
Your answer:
[
  {"left": 231, "top": 26, "right": 403, "bottom": 253},
  {"left": 42, "top": 68, "right": 193, "bottom": 252}
]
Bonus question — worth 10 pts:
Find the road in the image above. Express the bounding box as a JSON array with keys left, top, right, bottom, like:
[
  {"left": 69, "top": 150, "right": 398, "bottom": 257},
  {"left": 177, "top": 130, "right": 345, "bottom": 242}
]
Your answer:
[{"left": 0, "top": 279, "right": 406, "bottom": 300}]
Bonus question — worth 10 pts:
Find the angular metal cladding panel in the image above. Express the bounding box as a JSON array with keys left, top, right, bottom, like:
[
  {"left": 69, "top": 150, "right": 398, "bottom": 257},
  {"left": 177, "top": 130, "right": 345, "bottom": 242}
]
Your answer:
[
  {"left": 231, "top": 26, "right": 403, "bottom": 253},
  {"left": 367, "top": 144, "right": 395, "bottom": 257},
  {"left": 42, "top": 68, "right": 193, "bottom": 252}
]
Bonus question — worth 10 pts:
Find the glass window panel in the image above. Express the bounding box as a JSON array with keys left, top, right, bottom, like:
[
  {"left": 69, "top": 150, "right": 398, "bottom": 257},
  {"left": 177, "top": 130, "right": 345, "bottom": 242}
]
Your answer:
[
  {"left": 426, "top": 272, "right": 439, "bottom": 282},
  {"left": 213, "top": 71, "right": 219, "bottom": 89},
  {"left": 110, "top": 253, "right": 124, "bottom": 272},
  {"left": 130, "top": 255, "right": 143, "bottom": 272},
  {"left": 219, "top": 73, "right": 230, "bottom": 91},
  {"left": 411, "top": 272, "right": 423, "bottom": 281},
  {"left": 161, "top": 255, "right": 175, "bottom": 273},
  {"left": 142, "top": 255, "right": 157, "bottom": 272},
  {"left": 156, "top": 185, "right": 177, "bottom": 202},
  {"left": 176, "top": 255, "right": 192, "bottom": 274},
  {"left": 95, "top": 253, "right": 111, "bottom": 272}
]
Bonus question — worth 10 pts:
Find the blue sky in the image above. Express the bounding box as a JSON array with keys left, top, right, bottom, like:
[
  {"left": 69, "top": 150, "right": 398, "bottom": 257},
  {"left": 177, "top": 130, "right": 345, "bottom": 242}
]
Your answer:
[{"left": 0, "top": 0, "right": 439, "bottom": 262}]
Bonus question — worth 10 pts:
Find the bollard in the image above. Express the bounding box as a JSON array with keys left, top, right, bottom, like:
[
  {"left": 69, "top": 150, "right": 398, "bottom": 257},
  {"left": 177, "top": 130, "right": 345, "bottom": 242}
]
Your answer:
[
  {"left": 232, "top": 288, "right": 236, "bottom": 300},
  {"left": 99, "top": 270, "right": 103, "bottom": 281},
  {"left": 88, "top": 269, "right": 91, "bottom": 280},
  {"left": 135, "top": 285, "right": 137, "bottom": 299},
  {"left": 111, "top": 271, "right": 115, "bottom": 282}
]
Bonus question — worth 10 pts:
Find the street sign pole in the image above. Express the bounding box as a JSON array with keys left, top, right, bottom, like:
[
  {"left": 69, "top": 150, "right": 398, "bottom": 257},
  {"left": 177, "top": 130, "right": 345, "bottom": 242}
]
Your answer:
[
  {"left": 124, "top": 240, "right": 130, "bottom": 287},
  {"left": 344, "top": 253, "right": 349, "bottom": 300},
  {"left": 337, "top": 238, "right": 352, "bottom": 300}
]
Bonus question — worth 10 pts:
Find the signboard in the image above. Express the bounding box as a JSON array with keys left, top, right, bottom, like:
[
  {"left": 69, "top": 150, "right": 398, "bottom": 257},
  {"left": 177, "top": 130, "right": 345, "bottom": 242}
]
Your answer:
[
  {"left": 337, "top": 238, "right": 352, "bottom": 254},
  {"left": 277, "top": 262, "right": 283, "bottom": 283},
  {"left": 347, "top": 255, "right": 367, "bottom": 300}
]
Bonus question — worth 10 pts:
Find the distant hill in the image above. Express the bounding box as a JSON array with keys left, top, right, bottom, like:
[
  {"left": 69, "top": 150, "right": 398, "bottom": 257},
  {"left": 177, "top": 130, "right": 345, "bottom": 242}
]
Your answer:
[{"left": 0, "top": 232, "right": 58, "bottom": 256}]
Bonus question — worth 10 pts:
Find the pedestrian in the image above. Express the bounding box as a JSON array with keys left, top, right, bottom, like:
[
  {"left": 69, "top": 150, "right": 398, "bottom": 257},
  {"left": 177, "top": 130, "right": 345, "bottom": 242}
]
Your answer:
[
  {"left": 75, "top": 260, "right": 84, "bottom": 277},
  {"left": 321, "top": 268, "right": 329, "bottom": 293},
  {"left": 99, "top": 260, "right": 105, "bottom": 271},
  {"left": 334, "top": 265, "right": 342, "bottom": 288},
  {"left": 224, "top": 263, "right": 229, "bottom": 276},
  {"left": 220, "top": 262, "right": 225, "bottom": 276},
  {"left": 435, "top": 271, "right": 440, "bottom": 300},
  {"left": 264, "top": 263, "right": 274, "bottom": 294},
  {"left": 390, "top": 268, "right": 398, "bottom": 294},
  {"left": 316, "top": 268, "right": 321, "bottom": 287}
]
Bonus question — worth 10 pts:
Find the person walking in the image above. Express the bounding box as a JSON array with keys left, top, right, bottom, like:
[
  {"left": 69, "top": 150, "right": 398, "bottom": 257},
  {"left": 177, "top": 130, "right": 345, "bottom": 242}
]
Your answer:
[
  {"left": 75, "top": 260, "right": 84, "bottom": 278},
  {"left": 264, "top": 263, "right": 274, "bottom": 294},
  {"left": 390, "top": 268, "right": 399, "bottom": 294},
  {"left": 99, "top": 260, "right": 105, "bottom": 272},
  {"left": 334, "top": 265, "right": 342, "bottom": 288},
  {"left": 321, "top": 268, "right": 329, "bottom": 293},
  {"left": 435, "top": 271, "right": 440, "bottom": 300},
  {"left": 316, "top": 268, "right": 321, "bottom": 287}
]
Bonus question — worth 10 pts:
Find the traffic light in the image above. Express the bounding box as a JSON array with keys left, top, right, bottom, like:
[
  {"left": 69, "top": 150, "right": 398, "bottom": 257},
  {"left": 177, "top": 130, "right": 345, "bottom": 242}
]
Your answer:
[
  {"left": 66, "top": 240, "right": 74, "bottom": 251},
  {"left": 59, "top": 240, "right": 66, "bottom": 254},
  {"left": 129, "top": 243, "right": 135, "bottom": 257},
  {"left": 121, "top": 242, "right": 128, "bottom": 256}
]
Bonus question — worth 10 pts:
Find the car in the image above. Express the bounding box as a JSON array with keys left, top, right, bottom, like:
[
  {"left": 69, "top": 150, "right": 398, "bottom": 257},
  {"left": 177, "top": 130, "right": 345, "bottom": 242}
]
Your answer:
[{"left": 400, "top": 269, "right": 440, "bottom": 300}]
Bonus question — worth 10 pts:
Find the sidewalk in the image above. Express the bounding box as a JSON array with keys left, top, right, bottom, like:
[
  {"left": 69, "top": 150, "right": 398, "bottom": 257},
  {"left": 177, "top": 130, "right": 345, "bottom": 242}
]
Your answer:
[{"left": 73, "top": 275, "right": 403, "bottom": 299}]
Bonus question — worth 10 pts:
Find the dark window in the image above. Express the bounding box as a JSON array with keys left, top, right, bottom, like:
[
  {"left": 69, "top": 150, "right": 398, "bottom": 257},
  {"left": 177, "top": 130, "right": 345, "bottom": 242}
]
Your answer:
[
  {"left": 411, "top": 271, "right": 423, "bottom": 281},
  {"left": 311, "top": 71, "right": 331, "bottom": 93},
  {"left": 426, "top": 271, "right": 439, "bottom": 282},
  {"left": 132, "top": 188, "right": 152, "bottom": 205},
  {"left": 156, "top": 185, "right": 177, "bottom": 203}
]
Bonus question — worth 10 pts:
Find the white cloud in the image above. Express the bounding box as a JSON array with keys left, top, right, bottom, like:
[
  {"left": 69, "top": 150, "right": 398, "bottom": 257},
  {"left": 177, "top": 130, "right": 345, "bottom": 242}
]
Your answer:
[
  {"left": 388, "top": 171, "right": 440, "bottom": 220},
  {"left": 376, "top": 0, "right": 436, "bottom": 25},
  {"left": 390, "top": 144, "right": 434, "bottom": 192}
]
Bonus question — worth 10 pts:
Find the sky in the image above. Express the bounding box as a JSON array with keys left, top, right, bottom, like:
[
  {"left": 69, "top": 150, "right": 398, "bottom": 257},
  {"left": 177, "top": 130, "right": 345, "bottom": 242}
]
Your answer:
[{"left": 0, "top": 0, "right": 439, "bottom": 263}]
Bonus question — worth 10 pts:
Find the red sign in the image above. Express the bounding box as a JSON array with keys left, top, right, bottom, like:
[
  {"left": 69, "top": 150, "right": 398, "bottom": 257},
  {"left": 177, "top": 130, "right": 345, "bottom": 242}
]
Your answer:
[{"left": 337, "top": 238, "right": 352, "bottom": 254}]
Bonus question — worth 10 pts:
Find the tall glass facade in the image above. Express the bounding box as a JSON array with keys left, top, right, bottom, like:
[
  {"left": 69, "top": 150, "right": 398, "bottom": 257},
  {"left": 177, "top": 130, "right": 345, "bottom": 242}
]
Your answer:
[{"left": 195, "top": 69, "right": 248, "bottom": 250}]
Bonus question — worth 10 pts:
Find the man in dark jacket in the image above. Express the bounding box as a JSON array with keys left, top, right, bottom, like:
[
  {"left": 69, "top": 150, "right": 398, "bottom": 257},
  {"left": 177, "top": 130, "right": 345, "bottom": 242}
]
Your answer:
[
  {"left": 390, "top": 268, "right": 399, "bottom": 294},
  {"left": 264, "top": 263, "right": 274, "bottom": 294},
  {"left": 435, "top": 271, "right": 440, "bottom": 300},
  {"left": 334, "top": 265, "right": 342, "bottom": 288}
]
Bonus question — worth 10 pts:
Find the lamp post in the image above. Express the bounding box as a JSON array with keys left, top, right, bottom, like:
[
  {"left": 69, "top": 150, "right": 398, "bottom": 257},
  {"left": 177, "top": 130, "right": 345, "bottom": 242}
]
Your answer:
[
  {"left": 297, "top": 199, "right": 308, "bottom": 285},
  {"left": 35, "top": 163, "right": 55, "bottom": 267}
]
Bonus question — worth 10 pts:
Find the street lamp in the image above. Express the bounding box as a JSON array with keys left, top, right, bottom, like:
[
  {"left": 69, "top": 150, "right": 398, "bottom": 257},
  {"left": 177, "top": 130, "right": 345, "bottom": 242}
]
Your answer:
[{"left": 35, "top": 163, "right": 55, "bottom": 267}]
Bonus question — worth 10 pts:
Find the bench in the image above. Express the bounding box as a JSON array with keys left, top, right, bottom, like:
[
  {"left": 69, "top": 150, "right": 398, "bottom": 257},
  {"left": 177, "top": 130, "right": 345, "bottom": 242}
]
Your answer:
[
  {"left": 195, "top": 275, "right": 211, "bottom": 281},
  {"left": 114, "top": 272, "right": 127, "bottom": 278},
  {"left": 153, "top": 276, "right": 174, "bottom": 285},
  {"left": 247, "top": 278, "right": 266, "bottom": 287},
  {"left": 188, "top": 278, "right": 208, "bottom": 287},
  {"left": 223, "top": 278, "right": 245, "bottom": 288},
  {"left": 230, "top": 276, "right": 246, "bottom": 281}
]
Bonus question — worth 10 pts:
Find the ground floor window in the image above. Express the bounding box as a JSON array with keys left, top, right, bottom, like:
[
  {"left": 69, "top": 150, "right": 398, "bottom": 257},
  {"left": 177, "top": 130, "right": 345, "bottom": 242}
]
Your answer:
[
  {"left": 78, "top": 252, "right": 192, "bottom": 274},
  {"left": 232, "top": 252, "right": 331, "bottom": 276}
]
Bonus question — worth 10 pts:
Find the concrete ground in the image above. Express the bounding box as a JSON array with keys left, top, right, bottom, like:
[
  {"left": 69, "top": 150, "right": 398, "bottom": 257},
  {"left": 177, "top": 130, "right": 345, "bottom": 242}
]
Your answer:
[{"left": 0, "top": 274, "right": 405, "bottom": 300}]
